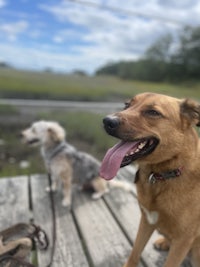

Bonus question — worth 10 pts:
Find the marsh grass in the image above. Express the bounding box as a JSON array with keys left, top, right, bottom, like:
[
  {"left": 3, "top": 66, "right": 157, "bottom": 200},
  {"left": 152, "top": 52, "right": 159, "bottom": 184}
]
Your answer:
[
  {"left": 0, "top": 104, "right": 19, "bottom": 114},
  {"left": 1, "top": 68, "right": 200, "bottom": 101},
  {"left": 0, "top": 124, "right": 46, "bottom": 177}
]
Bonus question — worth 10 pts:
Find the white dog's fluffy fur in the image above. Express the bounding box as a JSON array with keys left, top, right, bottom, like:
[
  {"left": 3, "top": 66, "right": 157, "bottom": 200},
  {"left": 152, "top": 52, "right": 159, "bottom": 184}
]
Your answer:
[{"left": 21, "top": 120, "right": 133, "bottom": 208}]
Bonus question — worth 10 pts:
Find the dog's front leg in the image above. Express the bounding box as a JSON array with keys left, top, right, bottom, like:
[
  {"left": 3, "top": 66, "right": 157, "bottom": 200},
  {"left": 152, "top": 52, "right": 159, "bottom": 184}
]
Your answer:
[
  {"left": 62, "top": 174, "right": 72, "bottom": 208},
  {"left": 163, "top": 237, "right": 194, "bottom": 267},
  {"left": 123, "top": 214, "right": 154, "bottom": 267},
  {"left": 45, "top": 174, "right": 58, "bottom": 193}
]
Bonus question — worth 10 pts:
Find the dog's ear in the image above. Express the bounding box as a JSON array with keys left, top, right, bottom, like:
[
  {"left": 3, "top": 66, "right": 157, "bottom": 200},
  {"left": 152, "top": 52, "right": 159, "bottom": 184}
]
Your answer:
[
  {"left": 180, "top": 98, "right": 200, "bottom": 127},
  {"left": 48, "top": 126, "right": 65, "bottom": 142}
]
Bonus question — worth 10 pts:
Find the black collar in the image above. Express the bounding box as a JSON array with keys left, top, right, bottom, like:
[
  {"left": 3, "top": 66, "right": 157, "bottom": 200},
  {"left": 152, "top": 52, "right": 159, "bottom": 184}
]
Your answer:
[{"left": 148, "top": 167, "right": 182, "bottom": 184}]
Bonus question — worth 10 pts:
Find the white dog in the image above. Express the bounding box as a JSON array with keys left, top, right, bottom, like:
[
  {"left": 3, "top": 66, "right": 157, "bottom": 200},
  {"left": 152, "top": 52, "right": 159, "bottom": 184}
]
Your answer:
[{"left": 21, "top": 120, "right": 133, "bottom": 208}]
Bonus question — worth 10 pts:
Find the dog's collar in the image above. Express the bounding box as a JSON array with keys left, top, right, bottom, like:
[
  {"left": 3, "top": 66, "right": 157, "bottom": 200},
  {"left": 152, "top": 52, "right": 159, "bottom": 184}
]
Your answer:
[
  {"left": 45, "top": 141, "right": 77, "bottom": 163},
  {"left": 47, "top": 142, "right": 67, "bottom": 162},
  {"left": 148, "top": 167, "right": 182, "bottom": 184}
]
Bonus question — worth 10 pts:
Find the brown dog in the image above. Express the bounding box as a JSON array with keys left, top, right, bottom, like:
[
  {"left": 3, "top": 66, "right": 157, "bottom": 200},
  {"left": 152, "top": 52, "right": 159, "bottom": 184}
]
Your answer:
[{"left": 100, "top": 92, "right": 200, "bottom": 267}]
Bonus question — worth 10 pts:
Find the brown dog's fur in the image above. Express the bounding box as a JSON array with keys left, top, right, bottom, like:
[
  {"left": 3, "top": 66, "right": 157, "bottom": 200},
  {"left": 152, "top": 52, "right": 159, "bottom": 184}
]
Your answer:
[{"left": 102, "top": 93, "right": 200, "bottom": 267}]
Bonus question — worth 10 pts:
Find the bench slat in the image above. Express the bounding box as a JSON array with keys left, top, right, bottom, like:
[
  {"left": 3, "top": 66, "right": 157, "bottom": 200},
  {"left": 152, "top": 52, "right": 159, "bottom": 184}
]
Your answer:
[
  {"left": 30, "top": 175, "right": 90, "bottom": 267},
  {"left": 72, "top": 189, "right": 143, "bottom": 267},
  {"left": 0, "top": 176, "right": 30, "bottom": 228}
]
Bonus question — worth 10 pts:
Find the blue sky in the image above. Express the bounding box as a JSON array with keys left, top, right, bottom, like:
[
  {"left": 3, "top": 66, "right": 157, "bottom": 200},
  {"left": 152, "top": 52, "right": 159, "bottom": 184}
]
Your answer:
[{"left": 0, "top": 0, "right": 200, "bottom": 74}]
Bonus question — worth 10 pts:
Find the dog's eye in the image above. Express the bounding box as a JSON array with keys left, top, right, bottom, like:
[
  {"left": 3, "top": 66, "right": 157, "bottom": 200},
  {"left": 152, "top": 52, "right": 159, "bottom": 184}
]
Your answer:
[
  {"left": 124, "top": 101, "right": 131, "bottom": 110},
  {"left": 144, "top": 109, "right": 162, "bottom": 117}
]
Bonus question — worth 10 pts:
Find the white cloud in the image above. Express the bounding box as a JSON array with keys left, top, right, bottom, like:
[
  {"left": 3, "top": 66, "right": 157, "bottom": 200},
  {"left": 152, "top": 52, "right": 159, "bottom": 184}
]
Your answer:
[
  {"left": 42, "top": 2, "right": 147, "bottom": 58},
  {"left": 41, "top": 1, "right": 179, "bottom": 65},
  {"left": 28, "top": 29, "right": 41, "bottom": 39},
  {"left": 158, "top": 0, "right": 198, "bottom": 9},
  {"left": 0, "top": 42, "right": 100, "bottom": 73},
  {"left": 0, "top": 0, "right": 6, "bottom": 8},
  {"left": 42, "top": 0, "right": 200, "bottom": 26},
  {"left": 0, "top": 20, "right": 28, "bottom": 41},
  {"left": 38, "top": 0, "right": 200, "bottom": 73},
  {"left": 53, "top": 29, "right": 83, "bottom": 44}
]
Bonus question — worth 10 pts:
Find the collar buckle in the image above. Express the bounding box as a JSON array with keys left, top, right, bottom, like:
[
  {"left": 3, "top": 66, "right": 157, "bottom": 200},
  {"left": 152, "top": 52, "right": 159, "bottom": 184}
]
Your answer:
[{"left": 149, "top": 173, "right": 157, "bottom": 184}]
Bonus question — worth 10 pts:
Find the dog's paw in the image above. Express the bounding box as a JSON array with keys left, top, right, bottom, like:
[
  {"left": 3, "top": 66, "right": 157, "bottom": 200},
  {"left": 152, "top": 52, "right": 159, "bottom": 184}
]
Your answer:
[
  {"left": 92, "top": 189, "right": 109, "bottom": 200},
  {"left": 45, "top": 184, "right": 57, "bottom": 193},
  {"left": 62, "top": 198, "right": 71, "bottom": 209},
  {"left": 154, "top": 237, "right": 170, "bottom": 251},
  {"left": 92, "top": 192, "right": 103, "bottom": 200}
]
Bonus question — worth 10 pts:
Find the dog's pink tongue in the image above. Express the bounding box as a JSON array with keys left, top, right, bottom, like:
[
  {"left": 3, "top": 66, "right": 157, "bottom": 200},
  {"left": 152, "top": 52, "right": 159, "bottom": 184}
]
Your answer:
[{"left": 100, "top": 141, "right": 136, "bottom": 180}]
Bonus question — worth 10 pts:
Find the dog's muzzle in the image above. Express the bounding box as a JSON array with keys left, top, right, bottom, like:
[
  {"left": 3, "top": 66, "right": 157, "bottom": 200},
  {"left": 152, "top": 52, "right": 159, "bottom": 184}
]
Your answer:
[{"left": 103, "top": 115, "right": 120, "bottom": 136}]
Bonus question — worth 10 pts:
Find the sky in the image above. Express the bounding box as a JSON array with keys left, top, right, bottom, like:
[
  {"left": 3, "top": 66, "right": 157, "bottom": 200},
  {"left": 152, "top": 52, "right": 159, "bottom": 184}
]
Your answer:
[{"left": 0, "top": 0, "right": 200, "bottom": 74}]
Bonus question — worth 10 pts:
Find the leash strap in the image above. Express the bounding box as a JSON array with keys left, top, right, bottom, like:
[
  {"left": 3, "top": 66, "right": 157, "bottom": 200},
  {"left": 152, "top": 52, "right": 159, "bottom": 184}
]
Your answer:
[
  {"left": 47, "top": 172, "right": 56, "bottom": 267},
  {"left": 30, "top": 224, "right": 49, "bottom": 250}
]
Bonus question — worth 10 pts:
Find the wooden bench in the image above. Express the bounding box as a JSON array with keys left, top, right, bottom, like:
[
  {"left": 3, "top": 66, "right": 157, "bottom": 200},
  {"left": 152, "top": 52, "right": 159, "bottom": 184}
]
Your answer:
[{"left": 0, "top": 166, "right": 191, "bottom": 267}]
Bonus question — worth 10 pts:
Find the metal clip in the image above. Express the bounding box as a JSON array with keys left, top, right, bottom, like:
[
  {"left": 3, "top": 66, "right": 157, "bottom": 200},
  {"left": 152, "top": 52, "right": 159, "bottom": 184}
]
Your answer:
[{"left": 148, "top": 173, "right": 156, "bottom": 184}]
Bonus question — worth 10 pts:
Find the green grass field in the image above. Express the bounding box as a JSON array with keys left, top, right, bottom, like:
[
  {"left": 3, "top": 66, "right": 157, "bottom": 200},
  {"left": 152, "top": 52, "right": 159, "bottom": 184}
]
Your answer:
[{"left": 1, "top": 68, "right": 200, "bottom": 101}]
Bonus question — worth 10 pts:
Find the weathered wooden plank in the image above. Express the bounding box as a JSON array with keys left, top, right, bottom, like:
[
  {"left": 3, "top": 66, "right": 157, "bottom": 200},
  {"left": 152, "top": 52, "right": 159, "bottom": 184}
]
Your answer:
[
  {"left": 104, "top": 188, "right": 192, "bottom": 267},
  {"left": 30, "top": 174, "right": 89, "bottom": 267},
  {"left": 0, "top": 176, "right": 30, "bottom": 228},
  {"left": 116, "top": 166, "right": 137, "bottom": 195},
  {"left": 117, "top": 165, "right": 137, "bottom": 181},
  {"left": 72, "top": 189, "right": 143, "bottom": 267}
]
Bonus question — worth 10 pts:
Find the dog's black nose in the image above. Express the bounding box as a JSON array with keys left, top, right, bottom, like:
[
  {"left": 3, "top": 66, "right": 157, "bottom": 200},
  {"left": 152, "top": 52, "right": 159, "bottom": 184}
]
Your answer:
[{"left": 103, "top": 116, "right": 120, "bottom": 135}]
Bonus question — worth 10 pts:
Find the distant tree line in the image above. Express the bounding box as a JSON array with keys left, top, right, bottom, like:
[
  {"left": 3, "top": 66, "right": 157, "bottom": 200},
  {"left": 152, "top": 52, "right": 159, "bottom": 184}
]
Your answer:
[
  {"left": 0, "top": 62, "right": 11, "bottom": 68},
  {"left": 96, "top": 26, "right": 200, "bottom": 82}
]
